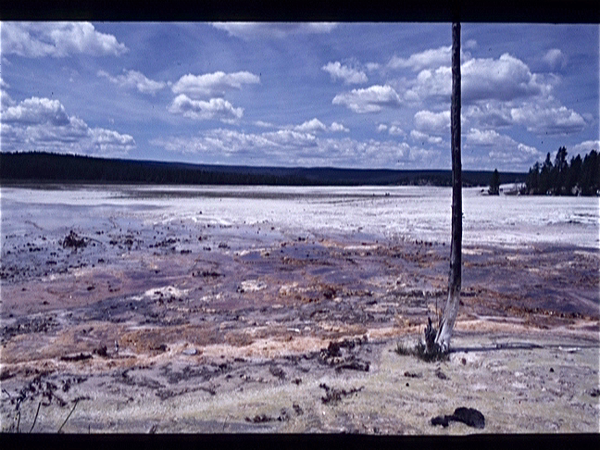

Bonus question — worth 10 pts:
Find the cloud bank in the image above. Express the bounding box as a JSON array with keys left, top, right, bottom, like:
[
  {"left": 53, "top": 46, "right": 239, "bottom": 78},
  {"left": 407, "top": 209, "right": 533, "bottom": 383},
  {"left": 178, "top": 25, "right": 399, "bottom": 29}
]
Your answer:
[
  {"left": 1, "top": 96, "right": 135, "bottom": 156},
  {"left": 1, "top": 22, "right": 128, "bottom": 58}
]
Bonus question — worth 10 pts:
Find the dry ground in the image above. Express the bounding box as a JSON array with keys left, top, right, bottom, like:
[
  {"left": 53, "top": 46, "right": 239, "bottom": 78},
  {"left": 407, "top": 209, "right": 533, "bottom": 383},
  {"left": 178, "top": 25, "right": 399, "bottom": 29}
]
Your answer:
[{"left": 1, "top": 219, "right": 598, "bottom": 433}]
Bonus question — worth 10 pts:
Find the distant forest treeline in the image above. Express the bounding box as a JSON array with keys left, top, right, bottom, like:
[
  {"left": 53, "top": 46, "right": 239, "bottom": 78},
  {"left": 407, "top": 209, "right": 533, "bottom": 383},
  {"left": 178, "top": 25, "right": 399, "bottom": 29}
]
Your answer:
[
  {"left": 0, "top": 151, "right": 527, "bottom": 187},
  {"left": 524, "top": 147, "right": 599, "bottom": 196}
]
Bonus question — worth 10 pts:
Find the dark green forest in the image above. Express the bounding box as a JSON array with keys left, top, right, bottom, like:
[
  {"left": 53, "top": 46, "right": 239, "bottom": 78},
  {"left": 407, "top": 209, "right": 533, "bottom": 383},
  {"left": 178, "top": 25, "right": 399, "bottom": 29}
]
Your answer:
[
  {"left": 524, "top": 147, "right": 599, "bottom": 196},
  {"left": 0, "top": 151, "right": 526, "bottom": 187}
]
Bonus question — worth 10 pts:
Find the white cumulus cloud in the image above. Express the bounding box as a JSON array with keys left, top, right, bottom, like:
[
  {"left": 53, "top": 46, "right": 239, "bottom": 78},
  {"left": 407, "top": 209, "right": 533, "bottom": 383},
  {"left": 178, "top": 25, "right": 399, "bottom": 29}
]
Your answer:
[
  {"left": 413, "top": 110, "right": 450, "bottom": 135},
  {"left": 322, "top": 61, "right": 368, "bottom": 85},
  {"left": 330, "top": 122, "right": 349, "bottom": 133},
  {"left": 98, "top": 69, "right": 167, "bottom": 95},
  {"left": 510, "top": 103, "right": 586, "bottom": 135},
  {"left": 293, "top": 118, "right": 328, "bottom": 133},
  {"left": 570, "top": 140, "right": 600, "bottom": 156},
  {"left": 388, "top": 46, "right": 473, "bottom": 72},
  {"left": 406, "top": 53, "right": 554, "bottom": 104},
  {"left": 405, "top": 66, "right": 452, "bottom": 101},
  {"left": 465, "top": 128, "right": 541, "bottom": 166},
  {"left": 211, "top": 23, "right": 337, "bottom": 40},
  {"left": 542, "top": 49, "right": 567, "bottom": 70},
  {"left": 292, "top": 118, "right": 349, "bottom": 133},
  {"left": 388, "top": 46, "right": 452, "bottom": 72},
  {"left": 462, "top": 54, "right": 549, "bottom": 102},
  {"left": 332, "top": 85, "right": 403, "bottom": 113},
  {"left": 463, "top": 102, "right": 513, "bottom": 129},
  {"left": 2, "top": 97, "right": 70, "bottom": 126},
  {"left": 168, "top": 94, "right": 243, "bottom": 121},
  {"left": 171, "top": 71, "right": 260, "bottom": 98},
  {"left": 1, "top": 22, "right": 128, "bottom": 58}
]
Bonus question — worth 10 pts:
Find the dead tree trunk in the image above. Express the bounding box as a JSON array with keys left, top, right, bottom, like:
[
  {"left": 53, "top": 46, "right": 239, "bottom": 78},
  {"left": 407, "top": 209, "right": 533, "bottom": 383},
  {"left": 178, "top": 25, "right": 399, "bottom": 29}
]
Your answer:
[{"left": 434, "top": 21, "right": 462, "bottom": 352}]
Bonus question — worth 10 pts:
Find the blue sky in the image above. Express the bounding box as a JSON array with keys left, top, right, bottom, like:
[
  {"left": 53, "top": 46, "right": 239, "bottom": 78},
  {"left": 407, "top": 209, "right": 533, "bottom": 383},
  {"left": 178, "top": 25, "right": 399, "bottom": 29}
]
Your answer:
[{"left": 1, "top": 22, "right": 598, "bottom": 171}]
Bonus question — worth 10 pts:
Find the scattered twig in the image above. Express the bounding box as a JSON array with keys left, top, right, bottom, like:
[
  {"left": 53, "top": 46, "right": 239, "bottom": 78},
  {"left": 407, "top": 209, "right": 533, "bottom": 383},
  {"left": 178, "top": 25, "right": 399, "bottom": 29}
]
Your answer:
[
  {"left": 57, "top": 399, "right": 79, "bottom": 433},
  {"left": 15, "top": 411, "right": 21, "bottom": 433},
  {"left": 245, "top": 414, "right": 275, "bottom": 423},
  {"left": 60, "top": 353, "right": 92, "bottom": 362},
  {"left": 29, "top": 402, "right": 41, "bottom": 433},
  {"left": 319, "top": 383, "right": 364, "bottom": 405}
]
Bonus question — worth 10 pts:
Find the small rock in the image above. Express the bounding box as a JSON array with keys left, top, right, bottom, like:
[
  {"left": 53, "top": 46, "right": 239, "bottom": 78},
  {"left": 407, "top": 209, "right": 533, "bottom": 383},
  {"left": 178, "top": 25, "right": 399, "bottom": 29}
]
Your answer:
[
  {"left": 588, "top": 388, "right": 600, "bottom": 397},
  {"left": 404, "top": 371, "right": 422, "bottom": 378},
  {"left": 431, "top": 415, "right": 449, "bottom": 427},
  {"left": 182, "top": 348, "right": 197, "bottom": 356},
  {"left": 435, "top": 369, "right": 449, "bottom": 380},
  {"left": 94, "top": 346, "right": 108, "bottom": 357}
]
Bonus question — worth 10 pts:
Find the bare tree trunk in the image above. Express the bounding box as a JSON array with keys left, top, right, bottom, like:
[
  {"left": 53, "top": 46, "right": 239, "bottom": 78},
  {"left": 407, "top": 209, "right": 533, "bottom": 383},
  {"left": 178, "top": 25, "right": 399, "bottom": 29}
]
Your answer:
[{"left": 435, "top": 21, "right": 462, "bottom": 352}]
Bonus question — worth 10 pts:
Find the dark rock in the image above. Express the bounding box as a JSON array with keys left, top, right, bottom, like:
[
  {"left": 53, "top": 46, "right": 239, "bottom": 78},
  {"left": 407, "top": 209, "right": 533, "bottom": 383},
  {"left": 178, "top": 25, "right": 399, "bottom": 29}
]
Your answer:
[
  {"left": 588, "top": 388, "right": 600, "bottom": 397},
  {"left": 94, "top": 345, "right": 108, "bottom": 357},
  {"left": 269, "top": 365, "right": 286, "bottom": 380},
  {"left": 151, "top": 344, "right": 168, "bottom": 352},
  {"left": 451, "top": 407, "right": 485, "bottom": 429},
  {"left": 61, "top": 230, "right": 88, "bottom": 249},
  {"left": 245, "top": 414, "right": 275, "bottom": 423},
  {"left": 404, "top": 371, "right": 423, "bottom": 378},
  {"left": 431, "top": 407, "right": 485, "bottom": 429},
  {"left": 431, "top": 415, "right": 449, "bottom": 427},
  {"left": 435, "top": 369, "right": 449, "bottom": 380},
  {"left": 277, "top": 409, "right": 290, "bottom": 422}
]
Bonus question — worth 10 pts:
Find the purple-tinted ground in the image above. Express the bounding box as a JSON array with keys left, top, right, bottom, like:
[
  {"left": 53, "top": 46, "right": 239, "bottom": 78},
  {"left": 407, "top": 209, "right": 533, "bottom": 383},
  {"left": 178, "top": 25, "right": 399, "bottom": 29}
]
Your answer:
[{"left": 1, "top": 185, "right": 598, "bottom": 433}]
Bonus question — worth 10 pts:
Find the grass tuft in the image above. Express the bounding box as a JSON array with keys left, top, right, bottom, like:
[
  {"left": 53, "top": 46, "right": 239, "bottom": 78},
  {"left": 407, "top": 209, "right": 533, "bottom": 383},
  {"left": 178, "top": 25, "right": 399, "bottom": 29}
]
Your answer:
[{"left": 394, "top": 340, "right": 449, "bottom": 363}]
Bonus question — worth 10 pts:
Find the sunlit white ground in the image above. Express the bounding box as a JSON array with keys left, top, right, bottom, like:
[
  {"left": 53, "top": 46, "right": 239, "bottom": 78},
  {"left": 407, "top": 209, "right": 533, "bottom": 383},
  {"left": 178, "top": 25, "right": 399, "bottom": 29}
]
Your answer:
[{"left": 2, "top": 184, "right": 598, "bottom": 249}]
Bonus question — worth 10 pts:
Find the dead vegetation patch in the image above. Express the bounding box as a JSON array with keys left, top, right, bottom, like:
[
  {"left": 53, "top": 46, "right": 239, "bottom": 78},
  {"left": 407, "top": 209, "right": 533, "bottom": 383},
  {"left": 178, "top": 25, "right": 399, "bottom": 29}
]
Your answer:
[
  {"left": 119, "top": 324, "right": 220, "bottom": 354},
  {"left": 319, "top": 383, "right": 364, "bottom": 405}
]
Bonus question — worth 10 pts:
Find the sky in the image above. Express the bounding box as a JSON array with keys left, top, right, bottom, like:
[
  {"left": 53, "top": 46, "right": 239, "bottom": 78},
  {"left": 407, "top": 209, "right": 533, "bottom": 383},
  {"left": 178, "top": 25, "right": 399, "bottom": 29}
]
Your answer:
[{"left": 1, "top": 22, "right": 598, "bottom": 171}]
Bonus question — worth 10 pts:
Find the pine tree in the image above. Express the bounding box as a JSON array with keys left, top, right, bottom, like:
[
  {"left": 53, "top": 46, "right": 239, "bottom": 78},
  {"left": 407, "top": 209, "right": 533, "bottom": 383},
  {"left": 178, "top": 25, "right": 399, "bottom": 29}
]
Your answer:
[
  {"left": 488, "top": 169, "right": 500, "bottom": 195},
  {"left": 539, "top": 152, "right": 553, "bottom": 195},
  {"left": 554, "top": 146, "right": 568, "bottom": 195},
  {"left": 566, "top": 155, "right": 582, "bottom": 195},
  {"left": 526, "top": 162, "right": 540, "bottom": 194}
]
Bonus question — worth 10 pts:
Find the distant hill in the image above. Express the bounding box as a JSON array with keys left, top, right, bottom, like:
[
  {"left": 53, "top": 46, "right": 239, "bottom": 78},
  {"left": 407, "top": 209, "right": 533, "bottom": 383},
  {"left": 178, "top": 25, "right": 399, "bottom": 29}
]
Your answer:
[{"left": 0, "top": 151, "right": 527, "bottom": 187}]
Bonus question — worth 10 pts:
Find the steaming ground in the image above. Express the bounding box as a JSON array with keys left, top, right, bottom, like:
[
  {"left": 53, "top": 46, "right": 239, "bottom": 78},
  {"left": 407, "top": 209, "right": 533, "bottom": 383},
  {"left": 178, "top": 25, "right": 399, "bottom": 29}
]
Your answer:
[{"left": 1, "top": 185, "right": 598, "bottom": 433}]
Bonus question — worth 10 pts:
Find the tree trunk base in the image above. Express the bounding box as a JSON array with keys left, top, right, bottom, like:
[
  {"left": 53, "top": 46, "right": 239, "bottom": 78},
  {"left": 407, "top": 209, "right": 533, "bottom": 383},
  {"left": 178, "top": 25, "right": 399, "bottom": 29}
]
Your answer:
[{"left": 423, "top": 317, "right": 448, "bottom": 359}]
